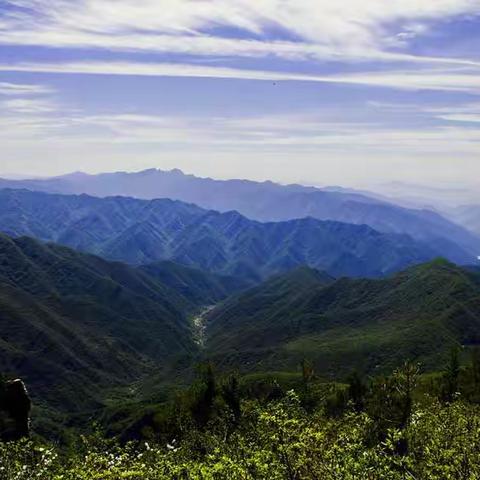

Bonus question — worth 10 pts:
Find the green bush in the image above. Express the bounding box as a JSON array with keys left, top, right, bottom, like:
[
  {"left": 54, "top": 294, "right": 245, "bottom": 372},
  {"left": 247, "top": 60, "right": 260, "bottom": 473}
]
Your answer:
[{"left": 1, "top": 393, "right": 480, "bottom": 479}]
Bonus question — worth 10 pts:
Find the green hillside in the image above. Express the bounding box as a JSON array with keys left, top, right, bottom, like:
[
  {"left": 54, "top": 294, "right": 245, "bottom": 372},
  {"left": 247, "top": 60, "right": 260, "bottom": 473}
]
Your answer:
[
  {"left": 0, "top": 234, "right": 248, "bottom": 435},
  {"left": 205, "top": 259, "right": 480, "bottom": 377},
  {"left": 139, "top": 261, "right": 251, "bottom": 306},
  {"left": 2, "top": 232, "right": 479, "bottom": 442}
]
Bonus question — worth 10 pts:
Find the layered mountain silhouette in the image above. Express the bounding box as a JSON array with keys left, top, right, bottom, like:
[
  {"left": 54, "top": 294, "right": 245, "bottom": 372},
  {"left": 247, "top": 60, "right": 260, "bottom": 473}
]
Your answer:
[
  {"left": 1, "top": 169, "right": 477, "bottom": 263},
  {"left": 205, "top": 259, "right": 480, "bottom": 377},
  {"left": 0, "top": 189, "right": 444, "bottom": 280},
  {"left": 1, "top": 168, "right": 478, "bottom": 443}
]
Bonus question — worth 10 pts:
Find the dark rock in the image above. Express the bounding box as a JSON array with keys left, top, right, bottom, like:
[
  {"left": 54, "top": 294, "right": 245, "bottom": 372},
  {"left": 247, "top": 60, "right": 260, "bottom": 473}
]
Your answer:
[{"left": 0, "top": 379, "right": 31, "bottom": 441}]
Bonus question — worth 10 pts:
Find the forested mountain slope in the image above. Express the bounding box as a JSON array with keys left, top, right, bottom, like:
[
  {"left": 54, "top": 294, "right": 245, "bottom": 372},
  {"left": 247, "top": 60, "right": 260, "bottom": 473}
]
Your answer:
[
  {"left": 0, "top": 189, "right": 448, "bottom": 280},
  {"left": 0, "top": 234, "right": 243, "bottom": 419},
  {"left": 206, "top": 260, "right": 480, "bottom": 376}
]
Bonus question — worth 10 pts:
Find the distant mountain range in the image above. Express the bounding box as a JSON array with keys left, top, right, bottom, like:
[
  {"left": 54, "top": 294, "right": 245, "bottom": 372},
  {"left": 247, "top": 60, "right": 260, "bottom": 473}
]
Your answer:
[
  {"left": 0, "top": 169, "right": 478, "bottom": 264},
  {"left": 0, "top": 189, "right": 446, "bottom": 281},
  {"left": 205, "top": 259, "right": 480, "bottom": 377},
  {"left": 366, "top": 181, "right": 480, "bottom": 212}
]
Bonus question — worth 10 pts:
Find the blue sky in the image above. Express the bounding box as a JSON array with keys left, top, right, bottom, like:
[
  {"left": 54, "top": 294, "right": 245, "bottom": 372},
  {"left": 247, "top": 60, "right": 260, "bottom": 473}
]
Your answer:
[{"left": 0, "top": 0, "right": 479, "bottom": 190}]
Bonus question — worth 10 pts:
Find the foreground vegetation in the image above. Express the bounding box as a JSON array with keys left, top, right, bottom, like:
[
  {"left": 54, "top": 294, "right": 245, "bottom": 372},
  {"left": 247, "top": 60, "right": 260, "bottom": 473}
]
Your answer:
[
  {"left": 2, "top": 351, "right": 480, "bottom": 479},
  {"left": 2, "top": 395, "right": 480, "bottom": 479}
]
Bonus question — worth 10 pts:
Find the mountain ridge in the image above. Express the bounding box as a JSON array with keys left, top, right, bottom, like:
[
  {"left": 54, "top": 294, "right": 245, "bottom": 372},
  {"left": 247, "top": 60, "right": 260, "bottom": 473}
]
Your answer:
[
  {"left": 0, "top": 188, "right": 445, "bottom": 280},
  {"left": 0, "top": 168, "right": 478, "bottom": 263}
]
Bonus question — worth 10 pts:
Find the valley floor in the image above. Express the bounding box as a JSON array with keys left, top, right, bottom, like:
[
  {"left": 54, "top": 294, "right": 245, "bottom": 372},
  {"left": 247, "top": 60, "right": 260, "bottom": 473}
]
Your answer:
[{"left": 192, "top": 306, "right": 215, "bottom": 347}]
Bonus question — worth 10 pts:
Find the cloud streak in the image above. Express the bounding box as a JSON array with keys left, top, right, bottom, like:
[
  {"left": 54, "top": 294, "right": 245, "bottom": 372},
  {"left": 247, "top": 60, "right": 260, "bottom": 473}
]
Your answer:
[
  {"left": 2, "top": 97, "right": 57, "bottom": 113},
  {"left": 0, "top": 0, "right": 479, "bottom": 66},
  {"left": 1, "top": 106, "right": 478, "bottom": 152},
  {"left": 0, "top": 26, "right": 479, "bottom": 68},
  {"left": 0, "top": 81, "right": 54, "bottom": 95},
  {"left": 0, "top": 60, "right": 479, "bottom": 94},
  {"left": 1, "top": 104, "right": 478, "bottom": 188}
]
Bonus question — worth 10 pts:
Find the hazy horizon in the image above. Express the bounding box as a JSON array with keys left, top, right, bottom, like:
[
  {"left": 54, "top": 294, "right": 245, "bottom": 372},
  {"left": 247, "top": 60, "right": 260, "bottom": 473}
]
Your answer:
[{"left": 0, "top": 166, "right": 478, "bottom": 208}]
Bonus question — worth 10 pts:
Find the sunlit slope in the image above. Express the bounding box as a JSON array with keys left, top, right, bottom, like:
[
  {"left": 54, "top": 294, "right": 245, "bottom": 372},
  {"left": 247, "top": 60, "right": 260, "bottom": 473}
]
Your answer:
[{"left": 206, "top": 260, "right": 480, "bottom": 376}]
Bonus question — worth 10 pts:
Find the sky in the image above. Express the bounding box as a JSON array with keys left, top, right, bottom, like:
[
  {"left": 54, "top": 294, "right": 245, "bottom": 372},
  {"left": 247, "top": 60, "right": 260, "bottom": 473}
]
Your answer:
[{"left": 0, "top": 0, "right": 479, "bottom": 191}]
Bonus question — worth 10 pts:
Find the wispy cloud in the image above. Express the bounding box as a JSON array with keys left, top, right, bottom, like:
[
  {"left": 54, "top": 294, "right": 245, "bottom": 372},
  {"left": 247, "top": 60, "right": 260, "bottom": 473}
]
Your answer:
[
  {"left": 2, "top": 97, "right": 57, "bottom": 113},
  {"left": 1, "top": 107, "right": 478, "bottom": 152},
  {"left": 1, "top": 60, "right": 479, "bottom": 94},
  {"left": 0, "top": 27, "right": 479, "bottom": 68},
  {"left": 429, "top": 102, "right": 480, "bottom": 123},
  {"left": 369, "top": 99, "right": 480, "bottom": 123},
  {"left": 0, "top": 0, "right": 479, "bottom": 65},
  {"left": 438, "top": 114, "right": 480, "bottom": 123},
  {"left": 1, "top": 106, "right": 477, "bottom": 187},
  {"left": 0, "top": 81, "right": 54, "bottom": 96}
]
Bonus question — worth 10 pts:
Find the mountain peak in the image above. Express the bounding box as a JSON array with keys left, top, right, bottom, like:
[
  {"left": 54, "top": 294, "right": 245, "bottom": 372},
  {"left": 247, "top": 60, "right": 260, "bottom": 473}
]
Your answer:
[
  {"left": 408, "top": 257, "right": 460, "bottom": 273},
  {"left": 138, "top": 168, "right": 159, "bottom": 175}
]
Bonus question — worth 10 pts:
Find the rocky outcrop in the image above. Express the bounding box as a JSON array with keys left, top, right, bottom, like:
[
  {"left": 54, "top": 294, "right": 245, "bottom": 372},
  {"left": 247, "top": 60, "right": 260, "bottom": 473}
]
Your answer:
[{"left": 0, "top": 379, "right": 31, "bottom": 441}]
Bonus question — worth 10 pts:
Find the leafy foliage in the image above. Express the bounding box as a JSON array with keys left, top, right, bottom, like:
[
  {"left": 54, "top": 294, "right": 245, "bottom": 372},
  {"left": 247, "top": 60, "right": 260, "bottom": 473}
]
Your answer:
[{"left": 1, "top": 390, "right": 480, "bottom": 479}]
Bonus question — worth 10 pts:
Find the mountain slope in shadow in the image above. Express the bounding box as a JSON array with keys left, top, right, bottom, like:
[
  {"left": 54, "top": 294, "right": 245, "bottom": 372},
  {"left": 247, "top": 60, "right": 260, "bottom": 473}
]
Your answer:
[
  {"left": 1, "top": 168, "right": 477, "bottom": 263},
  {"left": 0, "top": 189, "right": 450, "bottom": 281},
  {"left": 0, "top": 233, "right": 245, "bottom": 422}
]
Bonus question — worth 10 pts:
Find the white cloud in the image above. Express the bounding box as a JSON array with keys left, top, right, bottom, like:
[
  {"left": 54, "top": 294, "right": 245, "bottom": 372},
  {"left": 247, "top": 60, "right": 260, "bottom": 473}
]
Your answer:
[
  {"left": 0, "top": 81, "right": 54, "bottom": 96},
  {"left": 2, "top": 97, "right": 57, "bottom": 113},
  {"left": 0, "top": 25, "right": 479, "bottom": 68},
  {"left": 428, "top": 102, "right": 480, "bottom": 123},
  {"left": 1, "top": 2, "right": 478, "bottom": 187},
  {"left": 0, "top": 60, "right": 479, "bottom": 94},
  {"left": 438, "top": 114, "right": 480, "bottom": 123},
  {"left": 4, "top": 0, "right": 479, "bottom": 42},
  {"left": 1, "top": 106, "right": 478, "bottom": 153},
  {"left": 0, "top": 0, "right": 479, "bottom": 65},
  {"left": 1, "top": 106, "right": 478, "bottom": 188},
  {"left": 370, "top": 100, "right": 480, "bottom": 123}
]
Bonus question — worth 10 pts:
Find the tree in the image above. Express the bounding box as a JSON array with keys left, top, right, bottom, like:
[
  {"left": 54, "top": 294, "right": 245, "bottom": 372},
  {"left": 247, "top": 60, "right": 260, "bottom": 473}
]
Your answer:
[
  {"left": 221, "top": 374, "right": 241, "bottom": 429},
  {"left": 471, "top": 346, "right": 480, "bottom": 389},
  {"left": 300, "top": 358, "right": 315, "bottom": 411},
  {"left": 394, "top": 360, "right": 420, "bottom": 428},
  {"left": 347, "top": 371, "right": 367, "bottom": 412},
  {"left": 366, "top": 361, "right": 420, "bottom": 452},
  {"left": 0, "top": 378, "right": 31, "bottom": 441},
  {"left": 190, "top": 362, "right": 216, "bottom": 428},
  {"left": 443, "top": 346, "right": 461, "bottom": 402}
]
